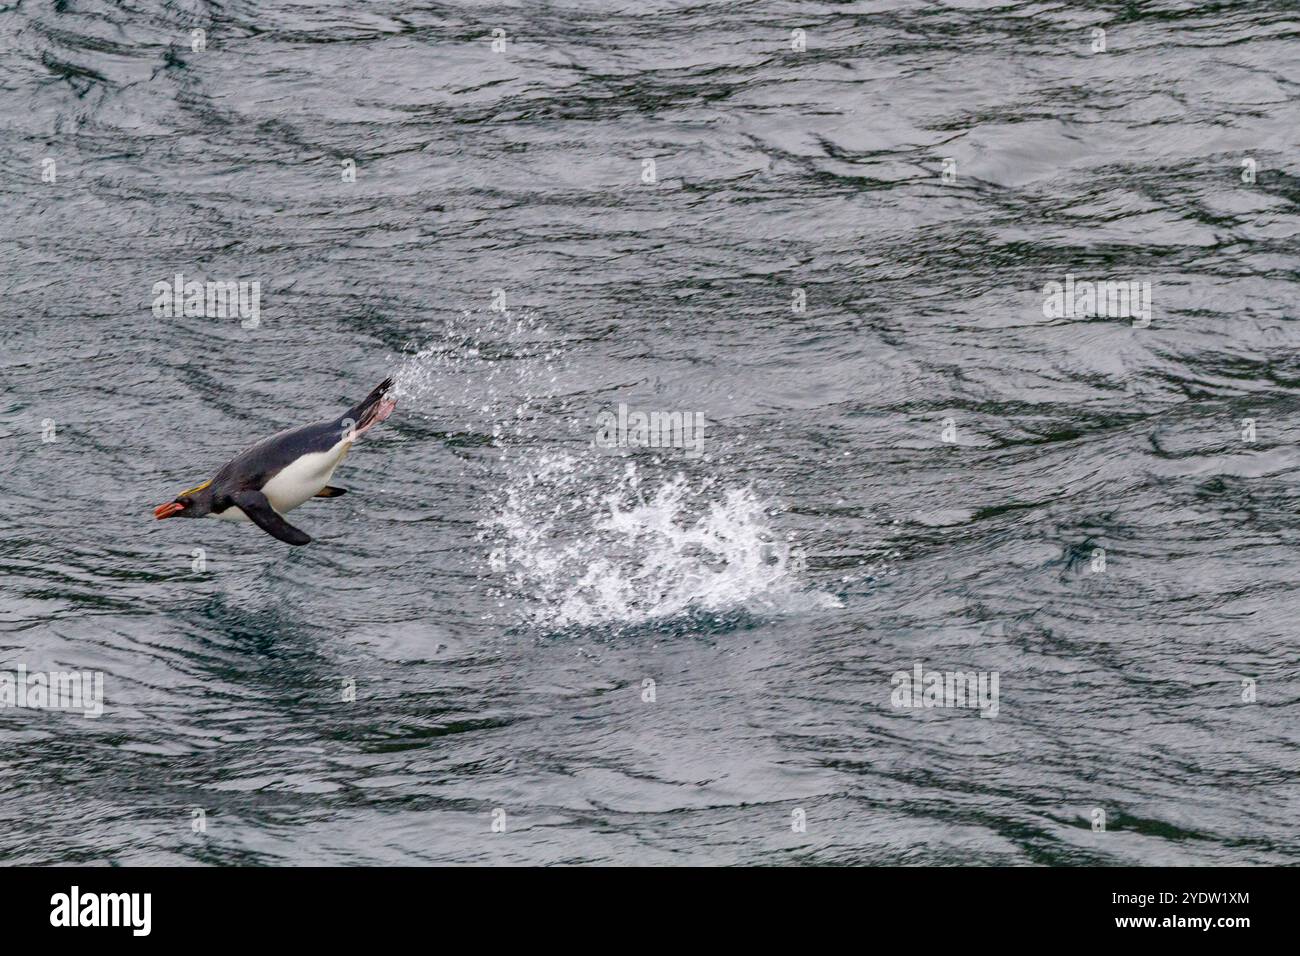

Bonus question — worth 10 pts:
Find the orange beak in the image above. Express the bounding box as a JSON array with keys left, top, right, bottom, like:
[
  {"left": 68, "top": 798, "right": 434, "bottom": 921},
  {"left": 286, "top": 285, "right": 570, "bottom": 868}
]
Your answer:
[{"left": 154, "top": 501, "right": 185, "bottom": 520}]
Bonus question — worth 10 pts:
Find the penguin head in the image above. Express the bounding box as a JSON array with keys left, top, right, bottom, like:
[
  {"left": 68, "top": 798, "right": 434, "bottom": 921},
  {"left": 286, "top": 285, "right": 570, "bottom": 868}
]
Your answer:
[{"left": 155, "top": 479, "right": 215, "bottom": 520}]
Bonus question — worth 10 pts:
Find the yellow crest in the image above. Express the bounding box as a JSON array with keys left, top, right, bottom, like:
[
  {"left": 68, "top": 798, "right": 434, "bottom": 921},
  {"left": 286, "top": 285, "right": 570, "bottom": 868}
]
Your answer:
[{"left": 178, "top": 479, "right": 213, "bottom": 497}]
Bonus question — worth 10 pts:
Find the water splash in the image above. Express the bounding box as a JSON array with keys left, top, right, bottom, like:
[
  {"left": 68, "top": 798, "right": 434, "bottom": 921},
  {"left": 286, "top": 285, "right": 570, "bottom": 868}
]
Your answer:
[
  {"left": 392, "top": 310, "right": 567, "bottom": 442},
  {"left": 392, "top": 311, "right": 840, "bottom": 631},
  {"left": 484, "top": 453, "right": 841, "bottom": 631}
]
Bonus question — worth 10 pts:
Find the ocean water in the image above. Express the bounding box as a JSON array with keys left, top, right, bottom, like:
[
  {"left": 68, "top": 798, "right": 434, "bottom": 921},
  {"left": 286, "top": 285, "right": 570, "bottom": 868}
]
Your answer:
[{"left": 0, "top": 0, "right": 1297, "bottom": 865}]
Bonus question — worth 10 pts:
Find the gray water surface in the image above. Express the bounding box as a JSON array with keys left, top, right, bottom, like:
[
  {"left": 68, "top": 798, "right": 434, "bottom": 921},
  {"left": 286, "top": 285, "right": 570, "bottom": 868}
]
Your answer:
[{"left": 1, "top": 1, "right": 1297, "bottom": 864}]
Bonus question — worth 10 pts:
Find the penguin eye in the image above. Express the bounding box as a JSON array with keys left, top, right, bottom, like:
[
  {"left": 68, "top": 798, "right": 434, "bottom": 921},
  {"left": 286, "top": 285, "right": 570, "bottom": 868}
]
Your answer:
[{"left": 177, "top": 496, "right": 191, "bottom": 507}]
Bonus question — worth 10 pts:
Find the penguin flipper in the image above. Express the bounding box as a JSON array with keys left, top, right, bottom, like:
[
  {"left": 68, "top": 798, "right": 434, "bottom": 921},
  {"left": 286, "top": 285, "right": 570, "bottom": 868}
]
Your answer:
[
  {"left": 314, "top": 486, "right": 347, "bottom": 498},
  {"left": 230, "top": 490, "right": 312, "bottom": 546}
]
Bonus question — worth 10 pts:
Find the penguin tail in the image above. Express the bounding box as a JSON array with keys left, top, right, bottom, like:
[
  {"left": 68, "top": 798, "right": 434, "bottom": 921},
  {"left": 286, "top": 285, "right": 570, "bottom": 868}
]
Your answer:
[{"left": 345, "top": 376, "right": 397, "bottom": 438}]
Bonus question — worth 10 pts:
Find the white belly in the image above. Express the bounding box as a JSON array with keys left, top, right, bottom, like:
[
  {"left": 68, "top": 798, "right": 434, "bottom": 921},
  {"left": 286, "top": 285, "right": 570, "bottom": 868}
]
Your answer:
[{"left": 213, "top": 438, "right": 350, "bottom": 521}]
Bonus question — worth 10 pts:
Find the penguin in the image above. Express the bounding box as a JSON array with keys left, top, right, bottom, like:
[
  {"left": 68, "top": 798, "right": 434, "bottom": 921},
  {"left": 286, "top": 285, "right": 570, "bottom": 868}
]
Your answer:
[{"left": 153, "top": 377, "right": 397, "bottom": 546}]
